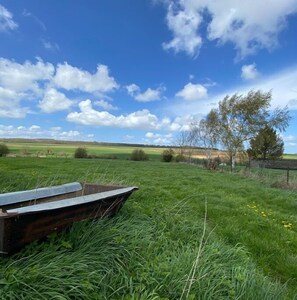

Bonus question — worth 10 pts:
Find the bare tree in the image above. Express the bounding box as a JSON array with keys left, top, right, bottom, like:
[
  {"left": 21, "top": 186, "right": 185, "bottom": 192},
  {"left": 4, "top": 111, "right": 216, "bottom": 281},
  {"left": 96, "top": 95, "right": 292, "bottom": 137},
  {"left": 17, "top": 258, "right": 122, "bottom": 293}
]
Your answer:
[
  {"left": 175, "top": 130, "right": 195, "bottom": 162},
  {"left": 191, "top": 117, "right": 217, "bottom": 162}
]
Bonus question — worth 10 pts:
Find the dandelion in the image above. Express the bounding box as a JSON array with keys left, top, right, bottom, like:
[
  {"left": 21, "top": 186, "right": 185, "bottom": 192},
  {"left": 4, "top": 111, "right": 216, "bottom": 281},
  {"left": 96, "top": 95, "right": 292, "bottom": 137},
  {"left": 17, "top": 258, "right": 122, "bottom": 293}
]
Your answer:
[{"left": 282, "top": 221, "right": 293, "bottom": 229}]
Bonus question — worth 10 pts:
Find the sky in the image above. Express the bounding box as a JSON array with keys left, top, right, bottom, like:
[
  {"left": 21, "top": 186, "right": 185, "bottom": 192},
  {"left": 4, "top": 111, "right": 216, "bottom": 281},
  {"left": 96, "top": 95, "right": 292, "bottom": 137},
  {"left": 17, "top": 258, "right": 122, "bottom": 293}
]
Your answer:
[{"left": 1, "top": 1, "right": 297, "bottom": 153}]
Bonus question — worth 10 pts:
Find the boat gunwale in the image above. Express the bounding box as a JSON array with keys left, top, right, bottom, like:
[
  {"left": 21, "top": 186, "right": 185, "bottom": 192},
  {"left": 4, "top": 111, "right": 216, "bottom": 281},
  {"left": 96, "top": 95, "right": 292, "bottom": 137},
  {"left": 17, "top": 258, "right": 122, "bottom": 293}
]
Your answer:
[{"left": 5, "top": 186, "right": 138, "bottom": 215}]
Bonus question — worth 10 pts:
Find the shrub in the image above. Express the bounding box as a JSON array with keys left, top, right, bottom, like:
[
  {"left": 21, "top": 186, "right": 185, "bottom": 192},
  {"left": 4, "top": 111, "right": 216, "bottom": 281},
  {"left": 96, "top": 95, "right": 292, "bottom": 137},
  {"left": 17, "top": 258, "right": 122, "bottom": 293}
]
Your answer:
[
  {"left": 0, "top": 144, "right": 9, "bottom": 157},
  {"left": 162, "top": 148, "right": 174, "bottom": 162},
  {"left": 130, "top": 149, "right": 149, "bottom": 161},
  {"left": 175, "top": 154, "right": 185, "bottom": 163},
  {"left": 74, "top": 147, "right": 88, "bottom": 158}
]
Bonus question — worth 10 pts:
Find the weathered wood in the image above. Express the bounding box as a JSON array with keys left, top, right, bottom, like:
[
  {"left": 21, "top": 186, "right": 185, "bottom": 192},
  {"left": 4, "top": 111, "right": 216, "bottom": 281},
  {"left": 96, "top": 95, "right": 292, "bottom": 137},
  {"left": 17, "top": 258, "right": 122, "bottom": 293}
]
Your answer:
[{"left": 0, "top": 182, "right": 138, "bottom": 255}]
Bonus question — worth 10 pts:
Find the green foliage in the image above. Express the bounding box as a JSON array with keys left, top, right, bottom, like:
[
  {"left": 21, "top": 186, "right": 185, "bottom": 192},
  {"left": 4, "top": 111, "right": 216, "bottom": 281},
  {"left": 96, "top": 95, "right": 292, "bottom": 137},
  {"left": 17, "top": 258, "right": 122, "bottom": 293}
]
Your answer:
[
  {"left": 0, "top": 158, "right": 296, "bottom": 298},
  {"left": 205, "top": 90, "right": 290, "bottom": 171},
  {"left": 248, "top": 126, "right": 284, "bottom": 160},
  {"left": 161, "top": 148, "right": 174, "bottom": 162},
  {"left": 130, "top": 149, "right": 149, "bottom": 161},
  {"left": 0, "top": 144, "right": 9, "bottom": 157},
  {"left": 175, "top": 154, "right": 185, "bottom": 162},
  {"left": 74, "top": 147, "right": 88, "bottom": 158}
]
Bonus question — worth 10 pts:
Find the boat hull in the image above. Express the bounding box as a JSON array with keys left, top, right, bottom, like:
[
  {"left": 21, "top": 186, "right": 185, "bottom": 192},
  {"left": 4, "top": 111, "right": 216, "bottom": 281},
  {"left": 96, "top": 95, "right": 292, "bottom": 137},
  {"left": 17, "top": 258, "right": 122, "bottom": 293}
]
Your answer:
[{"left": 0, "top": 183, "right": 137, "bottom": 255}]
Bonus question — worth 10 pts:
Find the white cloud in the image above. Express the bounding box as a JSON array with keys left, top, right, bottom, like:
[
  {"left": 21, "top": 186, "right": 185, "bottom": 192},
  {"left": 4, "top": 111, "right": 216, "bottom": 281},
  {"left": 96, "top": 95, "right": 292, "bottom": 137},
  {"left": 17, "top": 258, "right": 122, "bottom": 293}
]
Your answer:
[
  {"left": 54, "top": 63, "right": 119, "bottom": 93},
  {"left": 0, "top": 58, "right": 119, "bottom": 118},
  {"left": 0, "top": 58, "right": 54, "bottom": 94},
  {"left": 29, "top": 125, "right": 41, "bottom": 131},
  {"left": 94, "top": 99, "right": 118, "bottom": 111},
  {"left": 241, "top": 63, "right": 260, "bottom": 80},
  {"left": 0, "top": 86, "right": 29, "bottom": 118},
  {"left": 135, "top": 88, "right": 164, "bottom": 102},
  {"left": 0, "top": 4, "right": 18, "bottom": 32},
  {"left": 167, "top": 65, "right": 297, "bottom": 117},
  {"left": 161, "top": 0, "right": 297, "bottom": 58},
  {"left": 169, "top": 114, "right": 201, "bottom": 132},
  {"left": 0, "top": 124, "right": 87, "bottom": 140},
  {"left": 39, "top": 88, "right": 73, "bottom": 113},
  {"left": 126, "top": 84, "right": 140, "bottom": 96},
  {"left": 144, "top": 132, "right": 174, "bottom": 145},
  {"left": 42, "top": 39, "right": 60, "bottom": 52},
  {"left": 162, "top": 2, "right": 202, "bottom": 57},
  {"left": 50, "top": 126, "right": 62, "bottom": 131},
  {"left": 176, "top": 82, "right": 207, "bottom": 101},
  {"left": 282, "top": 135, "right": 297, "bottom": 148},
  {"left": 67, "top": 99, "right": 167, "bottom": 130},
  {"left": 0, "top": 57, "right": 54, "bottom": 118},
  {"left": 126, "top": 84, "right": 165, "bottom": 102}
]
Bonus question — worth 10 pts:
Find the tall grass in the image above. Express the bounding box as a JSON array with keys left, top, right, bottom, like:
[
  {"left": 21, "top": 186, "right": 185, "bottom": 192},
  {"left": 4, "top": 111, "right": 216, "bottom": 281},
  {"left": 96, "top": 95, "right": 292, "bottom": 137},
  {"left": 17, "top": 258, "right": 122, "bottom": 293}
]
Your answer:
[
  {"left": 0, "top": 207, "right": 286, "bottom": 299},
  {"left": 0, "top": 157, "right": 296, "bottom": 298}
]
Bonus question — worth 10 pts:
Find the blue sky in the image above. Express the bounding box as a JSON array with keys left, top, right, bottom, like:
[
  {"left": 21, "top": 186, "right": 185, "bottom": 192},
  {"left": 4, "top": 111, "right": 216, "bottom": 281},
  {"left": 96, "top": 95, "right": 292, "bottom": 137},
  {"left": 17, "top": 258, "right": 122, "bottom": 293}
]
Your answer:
[{"left": 1, "top": 1, "right": 297, "bottom": 153}]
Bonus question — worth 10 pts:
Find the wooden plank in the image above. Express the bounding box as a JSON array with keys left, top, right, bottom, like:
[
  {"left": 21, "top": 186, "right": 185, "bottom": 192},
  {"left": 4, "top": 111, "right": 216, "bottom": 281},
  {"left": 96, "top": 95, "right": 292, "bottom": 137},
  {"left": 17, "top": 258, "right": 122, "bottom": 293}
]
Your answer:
[{"left": 0, "top": 182, "right": 82, "bottom": 206}]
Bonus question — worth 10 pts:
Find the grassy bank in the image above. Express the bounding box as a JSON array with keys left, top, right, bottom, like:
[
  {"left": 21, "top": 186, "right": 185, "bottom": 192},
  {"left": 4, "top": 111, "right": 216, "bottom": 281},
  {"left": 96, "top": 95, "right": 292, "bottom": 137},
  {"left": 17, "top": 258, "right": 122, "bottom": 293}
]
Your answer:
[{"left": 0, "top": 158, "right": 296, "bottom": 299}]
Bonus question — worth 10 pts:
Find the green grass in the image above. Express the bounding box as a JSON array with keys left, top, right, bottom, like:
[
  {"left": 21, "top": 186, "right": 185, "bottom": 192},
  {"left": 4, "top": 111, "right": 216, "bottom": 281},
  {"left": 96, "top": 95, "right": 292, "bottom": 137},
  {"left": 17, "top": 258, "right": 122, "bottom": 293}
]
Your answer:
[
  {"left": 0, "top": 157, "right": 297, "bottom": 299},
  {"left": 4, "top": 142, "right": 165, "bottom": 161}
]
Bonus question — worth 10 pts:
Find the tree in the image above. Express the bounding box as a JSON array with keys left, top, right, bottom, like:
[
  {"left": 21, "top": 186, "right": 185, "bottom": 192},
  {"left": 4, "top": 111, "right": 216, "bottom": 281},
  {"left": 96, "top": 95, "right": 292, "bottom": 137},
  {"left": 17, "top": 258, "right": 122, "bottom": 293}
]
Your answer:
[
  {"left": 248, "top": 126, "right": 284, "bottom": 160},
  {"left": 175, "top": 130, "right": 195, "bottom": 161},
  {"left": 130, "top": 149, "right": 149, "bottom": 161},
  {"left": 0, "top": 144, "right": 9, "bottom": 157},
  {"left": 162, "top": 148, "right": 174, "bottom": 162},
  {"left": 204, "top": 90, "right": 290, "bottom": 171},
  {"left": 74, "top": 147, "right": 88, "bottom": 158},
  {"left": 191, "top": 114, "right": 218, "bottom": 162}
]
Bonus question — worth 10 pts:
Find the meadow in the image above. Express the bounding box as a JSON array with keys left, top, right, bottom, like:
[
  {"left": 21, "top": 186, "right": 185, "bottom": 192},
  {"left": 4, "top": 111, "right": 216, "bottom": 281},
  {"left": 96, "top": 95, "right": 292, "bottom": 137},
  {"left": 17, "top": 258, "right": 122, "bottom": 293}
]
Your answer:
[
  {"left": 0, "top": 149, "right": 297, "bottom": 298},
  {"left": 3, "top": 141, "right": 167, "bottom": 161}
]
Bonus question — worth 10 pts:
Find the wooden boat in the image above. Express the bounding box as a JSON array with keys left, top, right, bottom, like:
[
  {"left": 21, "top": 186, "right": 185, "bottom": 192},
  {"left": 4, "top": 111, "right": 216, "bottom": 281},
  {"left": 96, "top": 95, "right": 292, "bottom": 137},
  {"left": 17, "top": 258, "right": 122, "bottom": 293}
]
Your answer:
[{"left": 0, "top": 182, "right": 138, "bottom": 255}]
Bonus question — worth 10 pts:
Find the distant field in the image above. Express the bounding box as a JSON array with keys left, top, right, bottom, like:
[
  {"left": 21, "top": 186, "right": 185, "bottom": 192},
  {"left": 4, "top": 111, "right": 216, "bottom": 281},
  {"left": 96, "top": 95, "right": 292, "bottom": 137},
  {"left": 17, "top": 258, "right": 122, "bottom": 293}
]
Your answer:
[
  {"left": 3, "top": 141, "right": 220, "bottom": 161},
  {"left": 4, "top": 141, "right": 167, "bottom": 160},
  {"left": 283, "top": 154, "right": 297, "bottom": 159}
]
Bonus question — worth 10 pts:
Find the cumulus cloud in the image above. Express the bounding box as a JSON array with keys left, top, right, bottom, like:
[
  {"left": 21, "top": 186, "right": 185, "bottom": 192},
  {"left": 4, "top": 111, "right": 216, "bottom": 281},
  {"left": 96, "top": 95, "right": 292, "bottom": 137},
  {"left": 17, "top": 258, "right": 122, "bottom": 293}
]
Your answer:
[
  {"left": 95, "top": 99, "right": 118, "bottom": 111},
  {"left": 0, "top": 86, "right": 29, "bottom": 118},
  {"left": 241, "top": 63, "right": 260, "bottom": 80},
  {"left": 169, "top": 114, "right": 201, "bottom": 132},
  {"left": 0, "top": 4, "right": 18, "bottom": 32},
  {"left": 39, "top": 88, "right": 73, "bottom": 113},
  {"left": 162, "top": 2, "right": 203, "bottom": 57},
  {"left": 67, "top": 99, "right": 168, "bottom": 130},
  {"left": 161, "top": 0, "right": 297, "bottom": 58},
  {"left": 0, "top": 58, "right": 54, "bottom": 93},
  {"left": 0, "top": 124, "right": 87, "bottom": 140},
  {"left": 176, "top": 82, "right": 207, "bottom": 101},
  {"left": 54, "top": 63, "right": 119, "bottom": 93},
  {"left": 144, "top": 132, "right": 174, "bottom": 145},
  {"left": 126, "top": 84, "right": 165, "bottom": 102},
  {"left": 126, "top": 84, "right": 140, "bottom": 96},
  {"left": 0, "top": 57, "right": 119, "bottom": 118}
]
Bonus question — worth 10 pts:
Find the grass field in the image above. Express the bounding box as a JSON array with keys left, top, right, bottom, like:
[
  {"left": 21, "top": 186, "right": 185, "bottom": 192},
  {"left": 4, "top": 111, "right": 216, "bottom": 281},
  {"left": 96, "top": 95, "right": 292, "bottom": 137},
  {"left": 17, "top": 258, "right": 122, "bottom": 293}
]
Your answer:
[
  {"left": 0, "top": 156, "right": 297, "bottom": 299},
  {"left": 3, "top": 141, "right": 167, "bottom": 161}
]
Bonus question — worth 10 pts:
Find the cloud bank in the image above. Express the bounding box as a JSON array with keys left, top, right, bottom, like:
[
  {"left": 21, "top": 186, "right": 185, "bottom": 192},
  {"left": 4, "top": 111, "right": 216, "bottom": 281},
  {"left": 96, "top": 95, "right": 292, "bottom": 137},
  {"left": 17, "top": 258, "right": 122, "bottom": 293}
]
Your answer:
[{"left": 161, "top": 0, "right": 297, "bottom": 58}]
